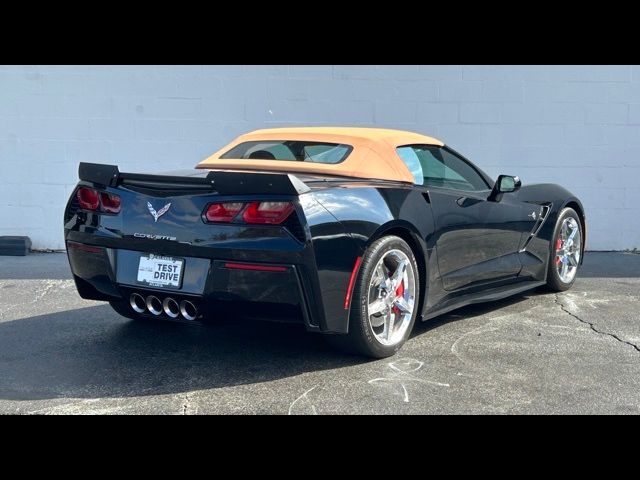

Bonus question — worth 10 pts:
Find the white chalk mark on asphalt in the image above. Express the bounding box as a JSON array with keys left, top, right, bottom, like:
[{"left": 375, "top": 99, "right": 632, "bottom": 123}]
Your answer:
[
  {"left": 368, "top": 357, "right": 449, "bottom": 404},
  {"left": 450, "top": 313, "right": 514, "bottom": 364},
  {"left": 389, "top": 359, "right": 449, "bottom": 386},
  {"left": 389, "top": 358, "right": 424, "bottom": 374},
  {"left": 418, "top": 379, "right": 450, "bottom": 387},
  {"left": 288, "top": 385, "right": 319, "bottom": 415},
  {"left": 368, "top": 378, "right": 410, "bottom": 402}
]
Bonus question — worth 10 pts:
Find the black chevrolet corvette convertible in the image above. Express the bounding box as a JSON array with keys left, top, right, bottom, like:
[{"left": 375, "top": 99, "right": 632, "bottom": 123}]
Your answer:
[{"left": 64, "top": 127, "right": 585, "bottom": 358}]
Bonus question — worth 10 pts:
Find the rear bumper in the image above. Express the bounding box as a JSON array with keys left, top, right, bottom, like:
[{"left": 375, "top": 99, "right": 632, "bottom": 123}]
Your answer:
[{"left": 66, "top": 240, "right": 318, "bottom": 331}]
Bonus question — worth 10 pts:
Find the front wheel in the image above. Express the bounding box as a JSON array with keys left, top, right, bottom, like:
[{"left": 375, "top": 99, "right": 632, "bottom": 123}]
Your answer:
[
  {"left": 326, "top": 235, "right": 420, "bottom": 358},
  {"left": 545, "top": 207, "right": 583, "bottom": 292}
]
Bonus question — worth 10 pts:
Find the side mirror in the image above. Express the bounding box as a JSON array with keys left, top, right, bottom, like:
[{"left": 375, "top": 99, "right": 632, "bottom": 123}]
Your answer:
[{"left": 489, "top": 175, "right": 521, "bottom": 201}]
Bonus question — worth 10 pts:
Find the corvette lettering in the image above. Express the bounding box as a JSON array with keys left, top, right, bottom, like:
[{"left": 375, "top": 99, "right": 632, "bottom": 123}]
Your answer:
[{"left": 133, "top": 233, "right": 177, "bottom": 241}]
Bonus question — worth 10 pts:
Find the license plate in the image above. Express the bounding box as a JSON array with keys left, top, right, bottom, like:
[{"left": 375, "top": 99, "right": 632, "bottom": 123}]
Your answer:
[{"left": 137, "top": 254, "right": 184, "bottom": 289}]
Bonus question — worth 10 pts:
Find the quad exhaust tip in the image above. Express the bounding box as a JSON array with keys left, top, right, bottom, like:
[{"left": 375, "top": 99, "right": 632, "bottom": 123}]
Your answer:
[
  {"left": 146, "top": 295, "right": 163, "bottom": 316},
  {"left": 163, "top": 297, "right": 180, "bottom": 318},
  {"left": 180, "top": 300, "right": 198, "bottom": 321},
  {"left": 130, "top": 293, "right": 146, "bottom": 313},
  {"left": 129, "top": 293, "right": 198, "bottom": 320}
]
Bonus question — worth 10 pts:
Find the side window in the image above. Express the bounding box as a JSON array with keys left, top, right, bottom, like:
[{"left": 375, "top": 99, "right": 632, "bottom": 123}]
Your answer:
[
  {"left": 397, "top": 147, "right": 424, "bottom": 185},
  {"left": 396, "top": 145, "right": 490, "bottom": 192}
]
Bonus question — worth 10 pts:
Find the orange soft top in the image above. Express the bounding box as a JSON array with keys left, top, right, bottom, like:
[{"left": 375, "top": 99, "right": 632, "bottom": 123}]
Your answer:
[{"left": 196, "top": 127, "right": 444, "bottom": 183}]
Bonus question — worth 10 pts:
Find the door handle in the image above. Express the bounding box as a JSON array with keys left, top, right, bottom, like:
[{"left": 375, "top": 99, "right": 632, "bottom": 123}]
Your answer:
[{"left": 456, "top": 197, "right": 482, "bottom": 208}]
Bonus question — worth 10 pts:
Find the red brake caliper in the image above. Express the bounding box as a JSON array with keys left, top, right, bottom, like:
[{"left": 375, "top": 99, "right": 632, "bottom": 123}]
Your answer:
[
  {"left": 555, "top": 238, "right": 563, "bottom": 265},
  {"left": 392, "top": 281, "right": 405, "bottom": 314}
]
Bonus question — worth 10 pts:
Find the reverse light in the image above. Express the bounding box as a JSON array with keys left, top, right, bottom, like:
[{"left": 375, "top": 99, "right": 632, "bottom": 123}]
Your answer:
[
  {"left": 205, "top": 202, "right": 244, "bottom": 222},
  {"left": 77, "top": 187, "right": 100, "bottom": 210},
  {"left": 242, "top": 201, "right": 294, "bottom": 225}
]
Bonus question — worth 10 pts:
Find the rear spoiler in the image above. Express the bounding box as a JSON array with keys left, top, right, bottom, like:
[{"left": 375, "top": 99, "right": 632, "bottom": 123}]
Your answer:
[{"left": 78, "top": 162, "right": 311, "bottom": 195}]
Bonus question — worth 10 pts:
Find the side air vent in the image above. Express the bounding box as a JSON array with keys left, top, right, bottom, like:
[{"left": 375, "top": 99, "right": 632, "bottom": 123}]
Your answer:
[
  {"left": 530, "top": 204, "right": 551, "bottom": 237},
  {"left": 520, "top": 203, "right": 552, "bottom": 253}
]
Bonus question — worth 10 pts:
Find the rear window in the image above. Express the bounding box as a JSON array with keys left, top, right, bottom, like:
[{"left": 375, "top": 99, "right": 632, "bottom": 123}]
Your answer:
[{"left": 220, "top": 140, "right": 352, "bottom": 164}]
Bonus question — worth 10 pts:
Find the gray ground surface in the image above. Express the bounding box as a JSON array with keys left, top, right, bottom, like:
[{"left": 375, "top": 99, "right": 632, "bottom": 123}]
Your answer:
[{"left": 0, "top": 252, "right": 638, "bottom": 414}]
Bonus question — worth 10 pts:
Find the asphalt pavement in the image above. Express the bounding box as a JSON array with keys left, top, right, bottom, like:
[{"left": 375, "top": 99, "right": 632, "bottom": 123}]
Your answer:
[{"left": 0, "top": 251, "right": 638, "bottom": 414}]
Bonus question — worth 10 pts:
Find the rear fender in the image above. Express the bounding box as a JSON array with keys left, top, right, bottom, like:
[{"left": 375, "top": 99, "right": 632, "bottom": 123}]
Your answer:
[{"left": 308, "top": 186, "right": 434, "bottom": 333}]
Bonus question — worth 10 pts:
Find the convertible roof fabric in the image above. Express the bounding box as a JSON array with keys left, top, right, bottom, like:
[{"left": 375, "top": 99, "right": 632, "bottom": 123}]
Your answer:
[{"left": 196, "top": 127, "right": 444, "bottom": 183}]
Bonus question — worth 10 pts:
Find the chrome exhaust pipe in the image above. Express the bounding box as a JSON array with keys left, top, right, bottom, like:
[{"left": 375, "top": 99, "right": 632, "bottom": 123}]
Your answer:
[
  {"left": 180, "top": 300, "right": 198, "bottom": 321},
  {"left": 146, "top": 295, "right": 163, "bottom": 316},
  {"left": 130, "top": 293, "right": 146, "bottom": 313},
  {"left": 163, "top": 297, "right": 180, "bottom": 319}
]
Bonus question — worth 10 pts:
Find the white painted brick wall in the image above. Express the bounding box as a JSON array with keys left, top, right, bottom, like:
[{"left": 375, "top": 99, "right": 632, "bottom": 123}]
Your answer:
[{"left": 1, "top": 65, "right": 639, "bottom": 250}]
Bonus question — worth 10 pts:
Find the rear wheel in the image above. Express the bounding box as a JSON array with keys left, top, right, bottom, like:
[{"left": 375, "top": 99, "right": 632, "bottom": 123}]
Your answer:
[
  {"left": 326, "top": 236, "right": 420, "bottom": 358},
  {"left": 545, "top": 207, "right": 582, "bottom": 292}
]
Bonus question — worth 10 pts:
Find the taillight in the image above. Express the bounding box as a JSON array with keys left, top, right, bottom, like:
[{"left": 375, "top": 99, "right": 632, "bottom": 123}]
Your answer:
[
  {"left": 76, "top": 187, "right": 121, "bottom": 214},
  {"left": 203, "top": 201, "right": 294, "bottom": 225},
  {"left": 100, "top": 192, "right": 121, "bottom": 214},
  {"left": 204, "top": 202, "right": 244, "bottom": 222},
  {"left": 242, "top": 201, "right": 294, "bottom": 225},
  {"left": 77, "top": 187, "right": 100, "bottom": 210}
]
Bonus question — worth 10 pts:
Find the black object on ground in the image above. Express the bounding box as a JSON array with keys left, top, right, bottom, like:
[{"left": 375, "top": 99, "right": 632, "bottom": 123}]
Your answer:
[{"left": 0, "top": 236, "right": 32, "bottom": 256}]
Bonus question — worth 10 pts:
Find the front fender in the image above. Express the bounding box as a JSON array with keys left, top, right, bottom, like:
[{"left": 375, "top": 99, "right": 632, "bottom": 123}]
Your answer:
[{"left": 516, "top": 183, "right": 586, "bottom": 265}]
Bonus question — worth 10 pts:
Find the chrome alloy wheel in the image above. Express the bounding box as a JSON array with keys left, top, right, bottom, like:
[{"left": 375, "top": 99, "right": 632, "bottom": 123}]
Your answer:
[
  {"left": 555, "top": 217, "right": 581, "bottom": 284},
  {"left": 367, "top": 249, "right": 416, "bottom": 346}
]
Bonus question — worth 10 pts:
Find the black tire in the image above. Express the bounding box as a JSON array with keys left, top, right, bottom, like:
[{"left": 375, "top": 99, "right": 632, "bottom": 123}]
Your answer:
[
  {"left": 326, "top": 235, "right": 420, "bottom": 358},
  {"left": 545, "top": 207, "right": 582, "bottom": 292},
  {"left": 108, "top": 299, "right": 142, "bottom": 321}
]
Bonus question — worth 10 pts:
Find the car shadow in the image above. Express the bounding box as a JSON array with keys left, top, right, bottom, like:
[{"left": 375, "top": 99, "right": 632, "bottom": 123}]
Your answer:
[
  {"left": 0, "top": 279, "right": 591, "bottom": 403},
  {"left": 412, "top": 292, "right": 533, "bottom": 337},
  {"left": 0, "top": 305, "right": 362, "bottom": 401}
]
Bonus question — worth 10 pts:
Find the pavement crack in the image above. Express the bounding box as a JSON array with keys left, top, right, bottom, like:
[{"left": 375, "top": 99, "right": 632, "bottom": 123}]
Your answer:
[
  {"left": 555, "top": 294, "right": 640, "bottom": 354},
  {"left": 183, "top": 392, "right": 189, "bottom": 415}
]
